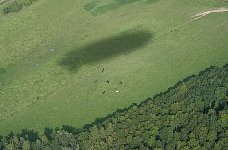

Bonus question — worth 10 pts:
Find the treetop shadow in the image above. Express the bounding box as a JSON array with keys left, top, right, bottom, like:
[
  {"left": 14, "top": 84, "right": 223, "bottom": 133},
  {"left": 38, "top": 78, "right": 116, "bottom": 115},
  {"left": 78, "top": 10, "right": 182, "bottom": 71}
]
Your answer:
[{"left": 58, "top": 31, "right": 153, "bottom": 72}]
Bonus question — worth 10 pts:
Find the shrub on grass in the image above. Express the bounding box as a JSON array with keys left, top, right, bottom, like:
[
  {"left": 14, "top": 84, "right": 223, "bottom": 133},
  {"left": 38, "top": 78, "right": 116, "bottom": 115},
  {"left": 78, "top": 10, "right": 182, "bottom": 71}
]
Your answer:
[
  {"left": 2, "top": 0, "right": 37, "bottom": 14},
  {"left": 21, "top": 0, "right": 37, "bottom": 6},
  {"left": 2, "top": 1, "right": 23, "bottom": 14}
]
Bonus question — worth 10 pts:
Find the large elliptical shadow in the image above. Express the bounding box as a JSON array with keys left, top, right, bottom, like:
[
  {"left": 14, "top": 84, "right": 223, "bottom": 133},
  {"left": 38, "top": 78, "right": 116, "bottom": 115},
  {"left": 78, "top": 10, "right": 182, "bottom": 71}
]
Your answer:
[{"left": 59, "top": 31, "right": 153, "bottom": 72}]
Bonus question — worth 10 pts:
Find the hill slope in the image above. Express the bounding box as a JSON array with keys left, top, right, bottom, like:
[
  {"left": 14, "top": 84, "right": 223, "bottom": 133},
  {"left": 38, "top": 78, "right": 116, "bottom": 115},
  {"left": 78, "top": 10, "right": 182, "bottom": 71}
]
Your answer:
[
  {"left": 1, "top": 65, "right": 227, "bottom": 149},
  {"left": 75, "top": 65, "right": 228, "bottom": 149},
  {"left": 0, "top": 0, "right": 228, "bottom": 134}
]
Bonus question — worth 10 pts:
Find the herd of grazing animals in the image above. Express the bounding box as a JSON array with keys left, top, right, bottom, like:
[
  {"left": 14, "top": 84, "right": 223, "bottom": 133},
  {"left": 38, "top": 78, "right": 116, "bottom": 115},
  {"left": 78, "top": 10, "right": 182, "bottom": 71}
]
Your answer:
[{"left": 99, "top": 68, "right": 123, "bottom": 94}]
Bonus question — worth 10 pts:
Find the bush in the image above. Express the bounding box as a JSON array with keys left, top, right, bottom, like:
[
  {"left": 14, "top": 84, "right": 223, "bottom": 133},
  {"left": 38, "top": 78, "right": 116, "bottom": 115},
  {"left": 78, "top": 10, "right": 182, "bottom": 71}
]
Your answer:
[
  {"left": 2, "top": 1, "right": 23, "bottom": 14},
  {"left": 21, "top": 0, "right": 37, "bottom": 6},
  {"left": 2, "top": 0, "right": 37, "bottom": 14}
]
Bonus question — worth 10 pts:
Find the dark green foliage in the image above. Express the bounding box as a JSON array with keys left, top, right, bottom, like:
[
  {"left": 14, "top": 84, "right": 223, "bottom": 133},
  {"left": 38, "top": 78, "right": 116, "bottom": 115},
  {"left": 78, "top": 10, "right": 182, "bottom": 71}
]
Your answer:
[
  {"left": 2, "top": 0, "right": 37, "bottom": 14},
  {"left": 0, "top": 64, "right": 227, "bottom": 149},
  {"left": 21, "top": 0, "right": 36, "bottom": 6},
  {"left": 74, "top": 64, "right": 228, "bottom": 149},
  {"left": 0, "top": 130, "right": 79, "bottom": 150},
  {"left": 48, "top": 131, "right": 80, "bottom": 150},
  {"left": 2, "top": 1, "right": 22, "bottom": 14}
]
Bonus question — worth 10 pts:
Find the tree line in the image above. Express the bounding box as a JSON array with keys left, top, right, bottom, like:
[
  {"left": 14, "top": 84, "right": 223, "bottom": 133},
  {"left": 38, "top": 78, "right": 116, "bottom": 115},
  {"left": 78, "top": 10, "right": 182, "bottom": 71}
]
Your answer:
[{"left": 0, "top": 64, "right": 227, "bottom": 149}]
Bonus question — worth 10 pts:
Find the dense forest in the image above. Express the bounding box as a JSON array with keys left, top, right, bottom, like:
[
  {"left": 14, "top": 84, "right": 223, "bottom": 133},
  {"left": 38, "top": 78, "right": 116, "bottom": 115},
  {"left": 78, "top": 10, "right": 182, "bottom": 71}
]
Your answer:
[{"left": 1, "top": 64, "right": 227, "bottom": 150}]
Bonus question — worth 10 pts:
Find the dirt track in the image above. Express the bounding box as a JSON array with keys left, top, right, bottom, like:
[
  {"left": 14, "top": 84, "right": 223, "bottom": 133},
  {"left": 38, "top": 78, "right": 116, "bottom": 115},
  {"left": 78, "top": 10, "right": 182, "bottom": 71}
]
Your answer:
[{"left": 192, "top": 8, "right": 228, "bottom": 21}]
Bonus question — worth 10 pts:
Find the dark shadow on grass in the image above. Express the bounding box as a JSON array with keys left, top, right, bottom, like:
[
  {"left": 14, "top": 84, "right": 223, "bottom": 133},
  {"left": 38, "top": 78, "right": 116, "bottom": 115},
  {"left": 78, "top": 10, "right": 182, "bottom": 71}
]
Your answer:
[
  {"left": 58, "top": 31, "right": 153, "bottom": 72},
  {"left": 61, "top": 125, "right": 80, "bottom": 135},
  {"left": 44, "top": 127, "right": 54, "bottom": 140},
  {"left": 17, "top": 129, "right": 39, "bottom": 142},
  {"left": 0, "top": 68, "right": 6, "bottom": 75}
]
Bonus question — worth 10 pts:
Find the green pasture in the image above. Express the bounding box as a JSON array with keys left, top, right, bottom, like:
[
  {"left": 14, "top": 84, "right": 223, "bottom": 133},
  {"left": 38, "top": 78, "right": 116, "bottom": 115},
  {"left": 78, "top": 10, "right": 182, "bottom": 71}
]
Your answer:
[{"left": 0, "top": 0, "right": 228, "bottom": 135}]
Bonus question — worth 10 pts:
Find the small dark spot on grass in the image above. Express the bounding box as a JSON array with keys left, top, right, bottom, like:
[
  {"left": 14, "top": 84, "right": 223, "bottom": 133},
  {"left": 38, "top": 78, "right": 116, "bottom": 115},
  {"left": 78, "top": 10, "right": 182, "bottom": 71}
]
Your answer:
[
  {"left": 84, "top": 1, "right": 98, "bottom": 11},
  {"left": 0, "top": 68, "right": 6, "bottom": 74},
  {"left": 58, "top": 31, "right": 153, "bottom": 72}
]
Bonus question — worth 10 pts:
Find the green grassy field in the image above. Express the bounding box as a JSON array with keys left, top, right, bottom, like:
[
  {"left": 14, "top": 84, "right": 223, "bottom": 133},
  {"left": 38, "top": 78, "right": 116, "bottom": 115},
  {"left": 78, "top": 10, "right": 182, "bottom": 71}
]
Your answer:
[{"left": 0, "top": 0, "right": 228, "bottom": 135}]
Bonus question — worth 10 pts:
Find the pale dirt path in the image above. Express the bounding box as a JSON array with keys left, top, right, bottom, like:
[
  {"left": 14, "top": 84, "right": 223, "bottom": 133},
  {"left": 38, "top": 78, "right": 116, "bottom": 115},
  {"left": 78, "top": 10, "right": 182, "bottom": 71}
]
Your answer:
[
  {"left": 192, "top": 8, "right": 228, "bottom": 21},
  {"left": 167, "top": 8, "right": 228, "bottom": 33}
]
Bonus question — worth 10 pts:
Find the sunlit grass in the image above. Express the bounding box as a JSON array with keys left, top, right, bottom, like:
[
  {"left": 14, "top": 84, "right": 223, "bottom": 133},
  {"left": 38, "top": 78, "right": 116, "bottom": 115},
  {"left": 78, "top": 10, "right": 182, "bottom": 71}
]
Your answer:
[{"left": 0, "top": 0, "right": 227, "bottom": 135}]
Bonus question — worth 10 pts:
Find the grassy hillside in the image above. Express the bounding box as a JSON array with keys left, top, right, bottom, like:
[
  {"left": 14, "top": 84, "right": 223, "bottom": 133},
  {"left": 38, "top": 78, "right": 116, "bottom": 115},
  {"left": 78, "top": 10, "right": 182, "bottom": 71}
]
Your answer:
[
  {"left": 0, "top": 0, "right": 228, "bottom": 135},
  {"left": 1, "top": 65, "right": 227, "bottom": 149},
  {"left": 75, "top": 65, "right": 228, "bottom": 149}
]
